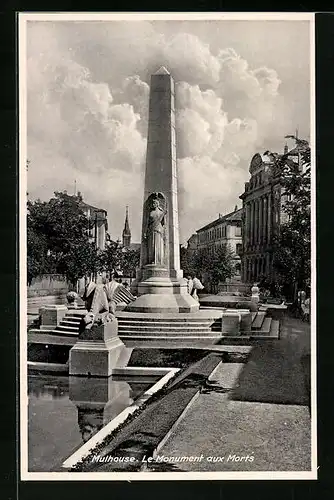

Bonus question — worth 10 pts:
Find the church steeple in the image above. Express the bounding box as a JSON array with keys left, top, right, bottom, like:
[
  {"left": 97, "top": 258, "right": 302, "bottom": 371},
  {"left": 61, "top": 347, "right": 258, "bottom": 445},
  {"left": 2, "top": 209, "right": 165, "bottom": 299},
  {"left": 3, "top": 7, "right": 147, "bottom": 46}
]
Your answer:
[{"left": 122, "top": 206, "right": 131, "bottom": 247}]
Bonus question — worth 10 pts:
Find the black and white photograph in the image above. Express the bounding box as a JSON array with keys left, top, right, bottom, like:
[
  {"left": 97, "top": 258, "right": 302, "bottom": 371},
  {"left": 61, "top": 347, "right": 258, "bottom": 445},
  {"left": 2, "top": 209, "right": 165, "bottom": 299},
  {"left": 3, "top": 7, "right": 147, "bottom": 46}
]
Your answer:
[{"left": 20, "top": 12, "right": 316, "bottom": 480}]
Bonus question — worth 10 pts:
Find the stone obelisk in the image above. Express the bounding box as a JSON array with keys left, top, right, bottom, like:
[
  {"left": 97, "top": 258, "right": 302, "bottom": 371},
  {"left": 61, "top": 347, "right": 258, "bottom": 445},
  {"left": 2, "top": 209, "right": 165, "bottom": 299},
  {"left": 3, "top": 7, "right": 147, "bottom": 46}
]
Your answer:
[{"left": 127, "top": 67, "right": 199, "bottom": 313}]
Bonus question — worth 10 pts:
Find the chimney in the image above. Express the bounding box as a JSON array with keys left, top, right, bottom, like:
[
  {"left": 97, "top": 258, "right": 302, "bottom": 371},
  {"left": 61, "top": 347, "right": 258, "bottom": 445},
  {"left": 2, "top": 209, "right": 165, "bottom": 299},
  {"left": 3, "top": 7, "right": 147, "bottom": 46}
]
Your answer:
[{"left": 234, "top": 205, "right": 238, "bottom": 212}]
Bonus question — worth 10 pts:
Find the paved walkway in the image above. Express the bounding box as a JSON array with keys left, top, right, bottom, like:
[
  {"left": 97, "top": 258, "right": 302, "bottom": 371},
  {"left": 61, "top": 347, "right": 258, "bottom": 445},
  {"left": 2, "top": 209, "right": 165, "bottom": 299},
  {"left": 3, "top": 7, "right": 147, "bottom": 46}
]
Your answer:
[{"left": 157, "top": 316, "right": 312, "bottom": 471}]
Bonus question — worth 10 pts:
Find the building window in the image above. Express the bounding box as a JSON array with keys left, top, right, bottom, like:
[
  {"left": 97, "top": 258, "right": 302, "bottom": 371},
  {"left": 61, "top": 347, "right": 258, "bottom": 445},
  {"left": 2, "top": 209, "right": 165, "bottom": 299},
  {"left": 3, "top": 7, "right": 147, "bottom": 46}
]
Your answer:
[
  {"left": 236, "top": 243, "right": 242, "bottom": 254},
  {"left": 235, "top": 226, "right": 241, "bottom": 237}
]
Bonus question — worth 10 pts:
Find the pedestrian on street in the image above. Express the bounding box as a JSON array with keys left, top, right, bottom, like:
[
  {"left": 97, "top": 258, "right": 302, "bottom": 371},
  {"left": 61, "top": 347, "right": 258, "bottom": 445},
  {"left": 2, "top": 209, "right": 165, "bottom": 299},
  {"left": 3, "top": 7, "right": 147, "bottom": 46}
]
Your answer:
[
  {"left": 186, "top": 275, "right": 194, "bottom": 295},
  {"left": 192, "top": 275, "right": 204, "bottom": 301}
]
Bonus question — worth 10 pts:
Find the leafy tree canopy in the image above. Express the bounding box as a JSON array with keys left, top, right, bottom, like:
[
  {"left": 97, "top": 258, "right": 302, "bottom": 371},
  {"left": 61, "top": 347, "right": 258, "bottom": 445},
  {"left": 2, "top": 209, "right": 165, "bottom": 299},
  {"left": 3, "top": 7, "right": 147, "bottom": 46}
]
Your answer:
[
  {"left": 265, "top": 136, "right": 311, "bottom": 298},
  {"left": 181, "top": 244, "right": 236, "bottom": 291},
  {"left": 27, "top": 191, "right": 98, "bottom": 285}
]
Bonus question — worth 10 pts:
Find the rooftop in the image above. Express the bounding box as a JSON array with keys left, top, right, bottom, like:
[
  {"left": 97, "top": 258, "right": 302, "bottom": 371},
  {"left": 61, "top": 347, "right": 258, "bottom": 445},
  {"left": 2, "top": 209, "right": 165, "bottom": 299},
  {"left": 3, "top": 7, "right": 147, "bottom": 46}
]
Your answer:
[
  {"left": 197, "top": 208, "right": 243, "bottom": 233},
  {"left": 79, "top": 200, "right": 107, "bottom": 214}
]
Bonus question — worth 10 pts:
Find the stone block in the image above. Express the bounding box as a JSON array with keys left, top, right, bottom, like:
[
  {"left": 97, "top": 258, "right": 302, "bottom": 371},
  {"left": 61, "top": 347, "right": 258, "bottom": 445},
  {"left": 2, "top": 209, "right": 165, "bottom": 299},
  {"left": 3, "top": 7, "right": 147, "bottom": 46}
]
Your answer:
[
  {"left": 39, "top": 304, "right": 67, "bottom": 330},
  {"left": 239, "top": 311, "right": 253, "bottom": 333},
  {"left": 221, "top": 311, "right": 241, "bottom": 336},
  {"left": 69, "top": 321, "right": 132, "bottom": 377}
]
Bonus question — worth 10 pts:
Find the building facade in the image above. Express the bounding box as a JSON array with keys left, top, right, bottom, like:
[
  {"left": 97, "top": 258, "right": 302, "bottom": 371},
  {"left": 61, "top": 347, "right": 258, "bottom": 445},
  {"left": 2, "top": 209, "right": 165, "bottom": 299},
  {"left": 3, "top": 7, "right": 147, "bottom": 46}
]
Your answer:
[
  {"left": 239, "top": 144, "right": 303, "bottom": 283},
  {"left": 79, "top": 197, "right": 108, "bottom": 251},
  {"left": 196, "top": 206, "right": 243, "bottom": 274}
]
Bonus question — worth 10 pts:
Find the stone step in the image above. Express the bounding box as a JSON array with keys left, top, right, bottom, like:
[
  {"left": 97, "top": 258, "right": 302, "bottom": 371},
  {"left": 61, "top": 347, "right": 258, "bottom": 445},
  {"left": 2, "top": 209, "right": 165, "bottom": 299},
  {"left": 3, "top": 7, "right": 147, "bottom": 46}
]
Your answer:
[
  {"left": 61, "top": 316, "right": 82, "bottom": 325},
  {"left": 117, "top": 317, "right": 217, "bottom": 324},
  {"left": 59, "top": 320, "right": 81, "bottom": 328},
  {"left": 250, "top": 317, "right": 272, "bottom": 336},
  {"left": 65, "top": 311, "right": 87, "bottom": 318},
  {"left": 118, "top": 329, "right": 213, "bottom": 337},
  {"left": 55, "top": 324, "right": 79, "bottom": 332},
  {"left": 251, "top": 311, "right": 266, "bottom": 329},
  {"left": 116, "top": 311, "right": 222, "bottom": 320},
  {"left": 118, "top": 326, "right": 212, "bottom": 334},
  {"left": 269, "top": 319, "right": 280, "bottom": 338},
  {"left": 118, "top": 320, "right": 214, "bottom": 328}
]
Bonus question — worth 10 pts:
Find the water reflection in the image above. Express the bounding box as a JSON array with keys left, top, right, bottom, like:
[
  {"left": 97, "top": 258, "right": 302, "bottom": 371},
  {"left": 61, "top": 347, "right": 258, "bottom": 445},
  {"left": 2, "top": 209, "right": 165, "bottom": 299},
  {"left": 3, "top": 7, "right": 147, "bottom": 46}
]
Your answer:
[
  {"left": 28, "top": 374, "right": 153, "bottom": 471},
  {"left": 28, "top": 375, "right": 69, "bottom": 399},
  {"left": 69, "top": 377, "right": 133, "bottom": 444}
]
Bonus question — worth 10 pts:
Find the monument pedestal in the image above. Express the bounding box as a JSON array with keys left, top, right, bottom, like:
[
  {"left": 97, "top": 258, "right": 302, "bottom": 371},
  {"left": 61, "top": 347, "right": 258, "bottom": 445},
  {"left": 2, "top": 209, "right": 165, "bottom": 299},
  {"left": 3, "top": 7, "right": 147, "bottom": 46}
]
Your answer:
[
  {"left": 69, "top": 320, "right": 132, "bottom": 377},
  {"left": 126, "top": 275, "right": 199, "bottom": 313},
  {"left": 39, "top": 304, "right": 68, "bottom": 330}
]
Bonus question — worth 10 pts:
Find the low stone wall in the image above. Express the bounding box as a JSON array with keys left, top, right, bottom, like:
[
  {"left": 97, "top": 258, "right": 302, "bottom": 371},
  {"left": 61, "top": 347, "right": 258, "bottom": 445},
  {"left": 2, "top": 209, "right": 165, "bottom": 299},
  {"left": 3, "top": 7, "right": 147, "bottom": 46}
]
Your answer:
[
  {"left": 27, "top": 294, "right": 68, "bottom": 316},
  {"left": 28, "top": 274, "right": 70, "bottom": 298},
  {"left": 218, "top": 282, "right": 251, "bottom": 295}
]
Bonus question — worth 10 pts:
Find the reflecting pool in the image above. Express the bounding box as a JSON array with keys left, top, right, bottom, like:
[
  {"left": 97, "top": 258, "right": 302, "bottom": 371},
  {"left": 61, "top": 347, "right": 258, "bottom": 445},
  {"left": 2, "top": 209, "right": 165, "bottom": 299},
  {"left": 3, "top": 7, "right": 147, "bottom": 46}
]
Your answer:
[{"left": 28, "top": 373, "right": 155, "bottom": 472}]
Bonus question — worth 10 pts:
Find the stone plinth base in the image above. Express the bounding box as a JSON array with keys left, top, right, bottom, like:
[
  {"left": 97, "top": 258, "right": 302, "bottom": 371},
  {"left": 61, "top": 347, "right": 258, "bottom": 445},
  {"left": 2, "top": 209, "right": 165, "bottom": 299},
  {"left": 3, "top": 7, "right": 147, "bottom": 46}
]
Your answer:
[
  {"left": 126, "top": 275, "right": 199, "bottom": 313},
  {"left": 221, "top": 309, "right": 252, "bottom": 336},
  {"left": 69, "top": 320, "right": 132, "bottom": 377},
  {"left": 125, "top": 293, "right": 199, "bottom": 313},
  {"left": 39, "top": 304, "right": 68, "bottom": 330}
]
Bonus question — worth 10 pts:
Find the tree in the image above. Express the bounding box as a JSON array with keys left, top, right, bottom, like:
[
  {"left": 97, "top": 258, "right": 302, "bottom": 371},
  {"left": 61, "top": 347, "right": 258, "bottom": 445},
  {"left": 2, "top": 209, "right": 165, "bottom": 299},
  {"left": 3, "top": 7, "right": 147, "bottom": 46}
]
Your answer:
[
  {"left": 61, "top": 243, "right": 102, "bottom": 287},
  {"left": 265, "top": 136, "right": 311, "bottom": 300},
  {"left": 182, "top": 244, "right": 235, "bottom": 293},
  {"left": 27, "top": 191, "right": 98, "bottom": 285},
  {"left": 27, "top": 224, "right": 49, "bottom": 285},
  {"left": 121, "top": 248, "right": 140, "bottom": 278},
  {"left": 180, "top": 246, "right": 197, "bottom": 277},
  {"left": 100, "top": 241, "right": 124, "bottom": 277}
]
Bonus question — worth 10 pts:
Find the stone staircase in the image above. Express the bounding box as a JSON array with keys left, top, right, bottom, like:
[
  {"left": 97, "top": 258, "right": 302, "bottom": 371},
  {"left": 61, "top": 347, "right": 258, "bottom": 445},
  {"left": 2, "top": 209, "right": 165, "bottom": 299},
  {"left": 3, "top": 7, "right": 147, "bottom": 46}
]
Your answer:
[
  {"left": 48, "top": 308, "right": 279, "bottom": 340},
  {"left": 29, "top": 308, "right": 279, "bottom": 346},
  {"left": 116, "top": 311, "right": 222, "bottom": 346},
  {"left": 53, "top": 309, "right": 86, "bottom": 336},
  {"left": 211, "top": 310, "right": 280, "bottom": 340},
  {"left": 116, "top": 309, "right": 280, "bottom": 344},
  {"left": 118, "top": 316, "right": 221, "bottom": 338}
]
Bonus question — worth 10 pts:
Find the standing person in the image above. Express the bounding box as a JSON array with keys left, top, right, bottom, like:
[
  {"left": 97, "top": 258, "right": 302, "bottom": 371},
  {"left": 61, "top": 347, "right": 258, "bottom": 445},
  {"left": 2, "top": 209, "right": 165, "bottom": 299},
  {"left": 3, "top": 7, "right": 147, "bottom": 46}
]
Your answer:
[
  {"left": 192, "top": 275, "right": 204, "bottom": 301},
  {"left": 186, "top": 275, "right": 194, "bottom": 296}
]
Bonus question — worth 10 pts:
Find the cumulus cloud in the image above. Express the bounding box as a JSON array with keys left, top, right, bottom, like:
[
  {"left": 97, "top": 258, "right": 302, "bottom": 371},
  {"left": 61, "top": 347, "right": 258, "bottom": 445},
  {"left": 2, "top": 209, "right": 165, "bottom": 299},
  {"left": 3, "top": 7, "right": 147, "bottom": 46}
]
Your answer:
[
  {"left": 26, "top": 20, "right": 307, "bottom": 243},
  {"left": 178, "top": 156, "right": 246, "bottom": 239},
  {"left": 162, "top": 33, "right": 221, "bottom": 86}
]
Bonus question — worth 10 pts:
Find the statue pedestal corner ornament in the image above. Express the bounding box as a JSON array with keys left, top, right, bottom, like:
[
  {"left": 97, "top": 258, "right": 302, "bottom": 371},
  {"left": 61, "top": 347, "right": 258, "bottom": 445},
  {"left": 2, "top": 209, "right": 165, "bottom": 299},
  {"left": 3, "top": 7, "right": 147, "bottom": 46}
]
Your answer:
[
  {"left": 66, "top": 291, "right": 79, "bottom": 309},
  {"left": 251, "top": 283, "right": 260, "bottom": 304}
]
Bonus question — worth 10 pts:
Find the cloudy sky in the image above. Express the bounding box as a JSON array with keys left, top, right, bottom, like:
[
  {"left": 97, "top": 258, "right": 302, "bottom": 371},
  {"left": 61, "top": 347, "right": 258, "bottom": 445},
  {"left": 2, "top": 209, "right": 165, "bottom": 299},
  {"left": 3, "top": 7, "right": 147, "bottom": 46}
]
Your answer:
[{"left": 25, "top": 17, "right": 311, "bottom": 244}]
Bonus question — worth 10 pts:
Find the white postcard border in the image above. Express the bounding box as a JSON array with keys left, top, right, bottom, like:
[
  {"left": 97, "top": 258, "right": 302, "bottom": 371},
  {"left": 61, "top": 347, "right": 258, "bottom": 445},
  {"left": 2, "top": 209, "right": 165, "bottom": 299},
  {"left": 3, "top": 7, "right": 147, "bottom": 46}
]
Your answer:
[{"left": 19, "top": 11, "right": 317, "bottom": 481}]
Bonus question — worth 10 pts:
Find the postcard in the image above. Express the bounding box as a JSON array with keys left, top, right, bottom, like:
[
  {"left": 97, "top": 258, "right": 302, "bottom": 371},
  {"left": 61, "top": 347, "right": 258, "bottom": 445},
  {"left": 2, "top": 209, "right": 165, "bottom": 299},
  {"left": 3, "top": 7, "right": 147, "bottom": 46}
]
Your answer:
[{"left": 20, "top": 12, "right": 316, "bottom": 481}]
